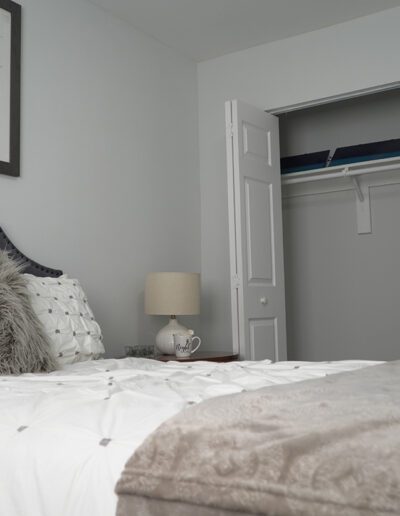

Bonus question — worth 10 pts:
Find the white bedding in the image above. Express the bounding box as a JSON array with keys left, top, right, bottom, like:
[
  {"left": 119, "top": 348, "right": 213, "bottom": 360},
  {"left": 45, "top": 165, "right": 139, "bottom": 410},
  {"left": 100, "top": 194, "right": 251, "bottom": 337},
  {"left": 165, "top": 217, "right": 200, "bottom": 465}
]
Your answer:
[{"left": 0, "top": 357, "right": 380, "bottom": 516}]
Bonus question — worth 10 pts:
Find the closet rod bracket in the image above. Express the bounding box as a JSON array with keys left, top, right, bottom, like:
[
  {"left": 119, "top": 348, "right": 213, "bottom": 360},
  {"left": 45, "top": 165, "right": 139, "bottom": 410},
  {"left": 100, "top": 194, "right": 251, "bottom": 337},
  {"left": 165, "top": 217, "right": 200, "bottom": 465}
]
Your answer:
[
  {"left": 344, "top": 168, "right": 364, "bottom": 202},
  {"left": 342, "top": 167, "right": 371, "bottom": 233},
  {"left": 355, "top": 183, "right": 371, "bottom": 235}
]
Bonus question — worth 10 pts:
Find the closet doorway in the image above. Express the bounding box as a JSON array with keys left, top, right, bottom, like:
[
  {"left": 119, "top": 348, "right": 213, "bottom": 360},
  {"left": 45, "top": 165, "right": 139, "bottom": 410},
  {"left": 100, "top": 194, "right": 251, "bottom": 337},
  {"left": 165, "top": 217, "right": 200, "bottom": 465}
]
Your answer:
[{"left": 226, "top": 84, "right": 400, "bottom": 360}]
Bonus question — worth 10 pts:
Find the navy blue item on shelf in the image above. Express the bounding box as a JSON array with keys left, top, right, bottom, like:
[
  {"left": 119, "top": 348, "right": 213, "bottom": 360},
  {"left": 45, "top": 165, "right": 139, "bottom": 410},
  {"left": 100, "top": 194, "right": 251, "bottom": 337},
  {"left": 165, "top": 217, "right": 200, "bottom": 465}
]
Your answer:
[
  {"left": 330, "top": 139, "right": 400, "bottom": 167},
  {"left": 280, "top": 150, "right": 330, "bottom": 175}
]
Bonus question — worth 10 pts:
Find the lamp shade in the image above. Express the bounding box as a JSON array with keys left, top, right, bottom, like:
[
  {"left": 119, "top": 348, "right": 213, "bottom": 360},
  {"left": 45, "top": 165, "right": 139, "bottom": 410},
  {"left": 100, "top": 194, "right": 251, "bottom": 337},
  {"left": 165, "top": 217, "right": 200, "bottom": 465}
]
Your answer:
[{"left": 145, "top": 272, "right": 200, "bottom": 316}]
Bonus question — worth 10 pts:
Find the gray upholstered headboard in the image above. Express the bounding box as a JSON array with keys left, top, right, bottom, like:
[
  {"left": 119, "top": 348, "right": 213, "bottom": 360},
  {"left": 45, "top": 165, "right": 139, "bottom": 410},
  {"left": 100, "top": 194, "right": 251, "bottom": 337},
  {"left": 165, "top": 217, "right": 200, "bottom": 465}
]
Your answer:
[{"left": 0, "top": 227, "right": 63, "bottom": 277}]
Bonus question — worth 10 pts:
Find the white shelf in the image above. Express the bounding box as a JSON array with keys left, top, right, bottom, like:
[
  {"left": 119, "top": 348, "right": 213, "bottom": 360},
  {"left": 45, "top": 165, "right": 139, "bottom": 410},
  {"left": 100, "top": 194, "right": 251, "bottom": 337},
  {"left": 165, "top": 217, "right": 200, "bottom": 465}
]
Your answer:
[
  {"left": 281, "top": 156, "right": 400, "bottom": 234},
  {"left": 282, "top": 155, "right": 400, "bottom": 185}
]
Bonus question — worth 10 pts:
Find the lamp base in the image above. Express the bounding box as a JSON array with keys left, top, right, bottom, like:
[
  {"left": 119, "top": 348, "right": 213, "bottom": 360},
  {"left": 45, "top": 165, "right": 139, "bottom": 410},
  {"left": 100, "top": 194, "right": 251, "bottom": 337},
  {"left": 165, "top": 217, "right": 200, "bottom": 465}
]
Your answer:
[{"left": 156, "top": 317, "right": 188, "bottom": 354}]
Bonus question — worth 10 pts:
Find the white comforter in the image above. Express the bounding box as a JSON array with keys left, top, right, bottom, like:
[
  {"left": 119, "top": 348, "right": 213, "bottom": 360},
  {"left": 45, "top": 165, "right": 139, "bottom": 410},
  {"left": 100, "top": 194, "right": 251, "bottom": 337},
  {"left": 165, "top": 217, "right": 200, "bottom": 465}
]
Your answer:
[{"left": 0, "top": 358, "right": 380, "bottom": 516}]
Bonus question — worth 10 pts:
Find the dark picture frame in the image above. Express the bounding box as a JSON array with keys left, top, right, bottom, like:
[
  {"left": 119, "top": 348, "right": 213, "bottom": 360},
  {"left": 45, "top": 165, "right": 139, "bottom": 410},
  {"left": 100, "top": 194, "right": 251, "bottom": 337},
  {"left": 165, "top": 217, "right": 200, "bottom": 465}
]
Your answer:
[{"left": 0, "top": 0, "right": 21, "bottom": 177}]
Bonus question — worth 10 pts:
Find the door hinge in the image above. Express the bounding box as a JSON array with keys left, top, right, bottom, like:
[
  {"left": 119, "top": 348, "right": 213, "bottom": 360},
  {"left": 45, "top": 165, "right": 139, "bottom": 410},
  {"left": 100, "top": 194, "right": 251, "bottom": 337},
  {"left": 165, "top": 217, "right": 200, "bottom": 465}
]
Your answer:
[
  {"left": 232, "top": 273, "right": 241, "bottom": 289},
  {"left": 227, "top": 122, "right": 234, "bottom": 138}
]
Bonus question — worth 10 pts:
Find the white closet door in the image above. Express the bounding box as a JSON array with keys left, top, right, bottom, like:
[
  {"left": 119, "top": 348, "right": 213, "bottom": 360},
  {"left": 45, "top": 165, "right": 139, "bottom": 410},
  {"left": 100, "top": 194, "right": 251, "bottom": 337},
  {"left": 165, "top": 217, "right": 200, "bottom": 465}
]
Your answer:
[{"left": 226, "top": 99, "right": 287, "bottom": 361}]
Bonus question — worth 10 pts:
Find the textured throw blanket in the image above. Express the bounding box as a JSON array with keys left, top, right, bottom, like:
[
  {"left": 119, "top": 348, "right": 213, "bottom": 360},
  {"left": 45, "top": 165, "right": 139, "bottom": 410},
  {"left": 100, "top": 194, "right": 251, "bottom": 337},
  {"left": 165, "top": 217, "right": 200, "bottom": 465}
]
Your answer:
[{"left": 116, "top": 361, "right": 400, "bottom": 516}]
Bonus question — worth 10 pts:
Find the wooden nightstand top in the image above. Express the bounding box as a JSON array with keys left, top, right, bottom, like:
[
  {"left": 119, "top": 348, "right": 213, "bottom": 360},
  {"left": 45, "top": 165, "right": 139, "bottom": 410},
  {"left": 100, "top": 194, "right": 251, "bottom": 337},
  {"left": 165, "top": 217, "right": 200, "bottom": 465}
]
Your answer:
[{"left": 155, "top": 351, "right": 239, "bottom": 363}]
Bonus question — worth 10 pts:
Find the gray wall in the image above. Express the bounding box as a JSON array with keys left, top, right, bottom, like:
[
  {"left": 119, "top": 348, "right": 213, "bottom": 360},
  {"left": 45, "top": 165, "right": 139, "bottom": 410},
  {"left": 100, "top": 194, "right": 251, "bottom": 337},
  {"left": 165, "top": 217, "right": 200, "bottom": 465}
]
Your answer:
[
  {"left": 0, "top": 0, "right": 200, "bottom": 357},
  {"left": 197, "top": 7, "right": 400, "bottom": 360},
  {"left": 279, "top": 88, "right": 400, "bottom": 157},
  {"left": 283, "top": 185, "right": 400, "bottom": 361}
]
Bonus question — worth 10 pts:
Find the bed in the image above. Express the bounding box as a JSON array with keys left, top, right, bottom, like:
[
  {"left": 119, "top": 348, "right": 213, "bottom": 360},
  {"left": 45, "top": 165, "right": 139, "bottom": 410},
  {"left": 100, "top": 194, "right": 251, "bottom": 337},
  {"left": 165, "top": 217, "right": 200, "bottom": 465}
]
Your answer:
[
  {"left": 0, "top": 227, "right": 397, "bottom": 516},
  {"left": 1, "top": 356, "right": 381, "bottom": 516}
]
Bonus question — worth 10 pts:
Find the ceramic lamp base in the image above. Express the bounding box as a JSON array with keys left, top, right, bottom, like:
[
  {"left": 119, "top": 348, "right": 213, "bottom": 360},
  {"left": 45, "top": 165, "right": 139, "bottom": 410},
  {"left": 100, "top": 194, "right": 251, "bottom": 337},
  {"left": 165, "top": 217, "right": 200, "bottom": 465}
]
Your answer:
[{"left": 155, "top": 317, "right": 188, "bottom": 354}]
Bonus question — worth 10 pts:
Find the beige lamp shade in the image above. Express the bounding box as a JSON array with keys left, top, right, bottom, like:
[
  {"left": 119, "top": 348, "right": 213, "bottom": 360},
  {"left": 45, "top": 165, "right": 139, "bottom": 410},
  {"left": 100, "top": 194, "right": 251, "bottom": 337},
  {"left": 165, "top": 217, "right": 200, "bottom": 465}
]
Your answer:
[{"left": 145, "top": 272, "right": 200, "bottom": 316}]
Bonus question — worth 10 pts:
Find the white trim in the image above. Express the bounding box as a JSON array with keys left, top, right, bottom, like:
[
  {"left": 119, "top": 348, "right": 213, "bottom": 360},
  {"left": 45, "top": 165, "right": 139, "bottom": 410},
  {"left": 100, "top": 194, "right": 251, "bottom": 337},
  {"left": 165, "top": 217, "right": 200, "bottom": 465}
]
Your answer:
[
  {"left": 225, "top": 101, "right": 240, "bottom": 355},
  {"left": 267, "top": 81, "right": 400, "bottom": 115},
  {"left": 231, "top": 101, "right": 247, "bottom": 359}
]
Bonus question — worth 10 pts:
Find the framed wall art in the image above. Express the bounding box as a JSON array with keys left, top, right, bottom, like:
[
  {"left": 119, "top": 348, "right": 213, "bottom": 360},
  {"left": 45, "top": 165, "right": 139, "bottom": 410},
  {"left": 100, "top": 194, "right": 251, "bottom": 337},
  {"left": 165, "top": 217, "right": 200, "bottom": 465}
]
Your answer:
[{"left": 0, "top": 0, "right": 20, "bottom": 177}]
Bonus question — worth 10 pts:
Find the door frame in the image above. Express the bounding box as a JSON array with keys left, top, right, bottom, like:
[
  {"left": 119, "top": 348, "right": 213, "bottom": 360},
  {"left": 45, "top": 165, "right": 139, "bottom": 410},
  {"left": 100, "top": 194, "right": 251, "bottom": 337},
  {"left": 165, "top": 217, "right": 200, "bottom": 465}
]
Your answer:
[
  {"left": 225, "top": 101, "right": 240, "bottom": 355},
  {"left": 267, "top": 81, "right": 400, "bottom": 115}
]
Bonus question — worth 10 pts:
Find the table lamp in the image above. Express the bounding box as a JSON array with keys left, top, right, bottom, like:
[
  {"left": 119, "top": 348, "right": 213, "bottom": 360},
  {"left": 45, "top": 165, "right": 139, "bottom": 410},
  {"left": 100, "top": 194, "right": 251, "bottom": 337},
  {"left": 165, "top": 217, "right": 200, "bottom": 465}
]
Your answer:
[{"left": 145, "top": 272, "right": 200, "bottom": 354}]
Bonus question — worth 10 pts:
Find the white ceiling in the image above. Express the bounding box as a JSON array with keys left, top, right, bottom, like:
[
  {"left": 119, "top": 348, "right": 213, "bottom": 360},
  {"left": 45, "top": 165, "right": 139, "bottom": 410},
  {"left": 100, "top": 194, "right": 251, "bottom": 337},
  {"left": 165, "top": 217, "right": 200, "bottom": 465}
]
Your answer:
[{"left": 88, "top": 0, "right": 400, "bottom": 61}]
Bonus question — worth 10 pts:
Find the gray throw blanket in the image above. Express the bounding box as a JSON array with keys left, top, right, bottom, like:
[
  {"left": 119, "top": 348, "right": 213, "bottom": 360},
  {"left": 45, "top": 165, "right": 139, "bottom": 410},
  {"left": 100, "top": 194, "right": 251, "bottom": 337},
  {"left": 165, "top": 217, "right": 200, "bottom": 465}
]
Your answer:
[{"left": 116, "top": 361, "right": 400, "bottom": 516}]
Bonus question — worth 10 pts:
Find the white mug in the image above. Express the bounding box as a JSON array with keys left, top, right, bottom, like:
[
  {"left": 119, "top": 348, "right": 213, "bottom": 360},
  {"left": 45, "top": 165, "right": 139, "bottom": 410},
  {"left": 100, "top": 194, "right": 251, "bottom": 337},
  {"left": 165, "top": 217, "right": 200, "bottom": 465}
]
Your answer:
[{"left": 173, "top": 333, "right": 201, "bottom": 358}]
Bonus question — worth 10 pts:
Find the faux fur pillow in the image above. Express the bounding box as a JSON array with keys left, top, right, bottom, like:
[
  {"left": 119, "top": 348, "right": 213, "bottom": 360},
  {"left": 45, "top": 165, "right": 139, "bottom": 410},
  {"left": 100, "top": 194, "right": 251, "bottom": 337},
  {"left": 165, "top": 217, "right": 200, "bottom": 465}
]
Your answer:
[{"left": 0, "top": 251, "right": 57, "bottom": 375}]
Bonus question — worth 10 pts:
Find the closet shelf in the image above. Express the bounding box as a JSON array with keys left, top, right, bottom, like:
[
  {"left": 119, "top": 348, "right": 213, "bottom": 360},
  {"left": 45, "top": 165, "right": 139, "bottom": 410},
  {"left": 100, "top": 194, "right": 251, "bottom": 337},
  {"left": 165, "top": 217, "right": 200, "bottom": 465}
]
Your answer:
[
  {"left": 281, "top": 155, "right": 400, "bottom": 235},
  {"left": 281, "top": 155, "right": 400, "bottom": 186}
]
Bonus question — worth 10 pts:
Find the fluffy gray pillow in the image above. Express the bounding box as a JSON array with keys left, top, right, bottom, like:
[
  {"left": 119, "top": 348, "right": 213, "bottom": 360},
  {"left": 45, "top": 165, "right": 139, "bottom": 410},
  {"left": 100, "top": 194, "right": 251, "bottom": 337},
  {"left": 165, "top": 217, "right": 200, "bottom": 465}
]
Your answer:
[{"left": 0, "top": 251, "right": 57, "bottom": 374}]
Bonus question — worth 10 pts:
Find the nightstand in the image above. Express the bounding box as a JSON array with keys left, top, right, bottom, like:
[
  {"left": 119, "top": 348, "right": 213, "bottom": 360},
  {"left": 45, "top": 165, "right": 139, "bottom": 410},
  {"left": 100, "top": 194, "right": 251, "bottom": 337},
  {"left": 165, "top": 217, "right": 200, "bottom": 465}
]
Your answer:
[{"left": 155, "top": 351, "right": 239, "bottom": 363}]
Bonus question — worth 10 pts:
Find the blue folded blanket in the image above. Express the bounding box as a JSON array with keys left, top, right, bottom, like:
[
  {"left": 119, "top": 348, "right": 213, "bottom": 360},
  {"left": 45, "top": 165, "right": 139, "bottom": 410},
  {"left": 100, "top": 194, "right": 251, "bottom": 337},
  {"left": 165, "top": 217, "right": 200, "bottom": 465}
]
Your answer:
[
  {"left": 330, "top": 138, "right": 400, "bottom": 166},
  {"left": 281, "top": 138, "right": 400, "bottom": 175},
  {"left": 280, "top": 150, "right": 329, "bottom": 174}
]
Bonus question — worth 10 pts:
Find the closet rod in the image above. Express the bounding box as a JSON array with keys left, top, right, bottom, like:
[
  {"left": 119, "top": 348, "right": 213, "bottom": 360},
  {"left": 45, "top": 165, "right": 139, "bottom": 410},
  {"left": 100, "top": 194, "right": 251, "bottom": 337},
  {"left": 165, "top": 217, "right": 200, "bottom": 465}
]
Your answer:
[{"left": 282, "top": 161, "right": 400, "bottom": 186}]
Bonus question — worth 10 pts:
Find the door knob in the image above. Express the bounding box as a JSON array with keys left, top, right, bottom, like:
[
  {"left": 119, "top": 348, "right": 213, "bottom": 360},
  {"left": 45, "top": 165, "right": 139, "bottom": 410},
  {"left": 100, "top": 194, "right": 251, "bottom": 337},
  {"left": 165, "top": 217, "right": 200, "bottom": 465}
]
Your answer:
[{"left": 260, "top": 297, "right": 268, "bottom": 305}]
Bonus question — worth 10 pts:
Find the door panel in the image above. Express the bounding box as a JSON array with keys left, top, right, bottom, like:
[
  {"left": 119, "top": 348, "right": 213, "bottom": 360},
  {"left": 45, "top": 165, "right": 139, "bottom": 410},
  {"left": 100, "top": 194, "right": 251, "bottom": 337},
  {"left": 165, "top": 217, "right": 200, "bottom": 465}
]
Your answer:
[
  {"left": 226, "top": 99, "right": 287, "bottom": 361},
  {"left": 249, "top": 319, "right": 277, "bottom": 361},
  {"left": 243, "top": 123, "right": 271, "bottom": 163},
  {"left": 245, "top": 179, "right": 273, "bottom": 285}
]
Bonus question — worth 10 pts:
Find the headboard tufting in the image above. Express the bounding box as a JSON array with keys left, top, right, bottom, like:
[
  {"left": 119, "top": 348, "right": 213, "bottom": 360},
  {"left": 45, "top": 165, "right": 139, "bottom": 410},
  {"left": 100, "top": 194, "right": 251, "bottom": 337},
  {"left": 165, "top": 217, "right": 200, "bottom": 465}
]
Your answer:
[{"left": 0, "top": 227, "right": 63, "bottom": 277}]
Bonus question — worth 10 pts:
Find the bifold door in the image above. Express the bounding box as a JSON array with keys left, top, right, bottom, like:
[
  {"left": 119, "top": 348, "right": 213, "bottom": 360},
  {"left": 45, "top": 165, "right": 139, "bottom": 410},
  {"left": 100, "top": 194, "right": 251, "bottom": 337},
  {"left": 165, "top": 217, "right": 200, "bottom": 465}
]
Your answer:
[{"left": 225, "top": 100, "right": 287, "bottom": 360}]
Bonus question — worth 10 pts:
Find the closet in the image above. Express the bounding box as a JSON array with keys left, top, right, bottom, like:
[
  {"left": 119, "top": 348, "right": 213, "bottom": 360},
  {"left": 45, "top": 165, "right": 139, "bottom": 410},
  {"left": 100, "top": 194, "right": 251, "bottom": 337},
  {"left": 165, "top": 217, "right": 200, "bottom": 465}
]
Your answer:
[{"left": 226, "top": 88, "right": 400, "bottom": 360}]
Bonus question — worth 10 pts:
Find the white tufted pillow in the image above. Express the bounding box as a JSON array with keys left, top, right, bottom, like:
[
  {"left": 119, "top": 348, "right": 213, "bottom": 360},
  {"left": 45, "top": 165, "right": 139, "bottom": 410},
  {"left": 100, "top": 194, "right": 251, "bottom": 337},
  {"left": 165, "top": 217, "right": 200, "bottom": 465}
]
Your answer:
[{"left": 25, "top": 274, "right": 105, "bottom": 366}]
